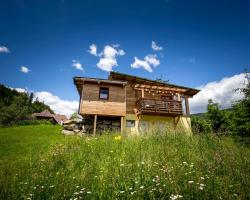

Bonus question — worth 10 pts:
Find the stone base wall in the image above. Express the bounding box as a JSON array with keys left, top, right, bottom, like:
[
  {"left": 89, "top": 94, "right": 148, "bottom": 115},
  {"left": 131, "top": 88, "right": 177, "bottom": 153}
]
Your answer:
[{"left": 62, "top": 116, "right": 121, "bottom": 135}]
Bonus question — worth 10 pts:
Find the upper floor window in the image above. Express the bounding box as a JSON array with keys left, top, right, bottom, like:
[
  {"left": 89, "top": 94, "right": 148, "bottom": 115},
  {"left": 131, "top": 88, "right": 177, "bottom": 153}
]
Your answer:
[{"left": 99, "top": 87, "right": 109, "bottom": 100}]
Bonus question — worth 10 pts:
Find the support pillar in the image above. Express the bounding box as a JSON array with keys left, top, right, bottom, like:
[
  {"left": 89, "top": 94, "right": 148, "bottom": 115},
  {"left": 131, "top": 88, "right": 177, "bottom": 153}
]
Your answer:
[
  {"left": 185, "top": 96, "right": 190, "bottom": 116},
  {"left": 121, "top": 116, "right": 124, "bottom": 133},
  {"left": 93, "top": 114, "right": 97, "bottom": 136},
  {"left": 141, "top": 88, "right": 144, "bottom": 98}
]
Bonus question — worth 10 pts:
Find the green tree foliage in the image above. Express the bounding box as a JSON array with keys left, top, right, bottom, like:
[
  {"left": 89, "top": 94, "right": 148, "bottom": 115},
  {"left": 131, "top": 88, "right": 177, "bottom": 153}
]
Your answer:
[
  {"left": 0, "top": 84, "right": 54, "bottom": 126},
  {"left": 69, "top": 112, "right": 78, "bottom": 120},
  {"left": 191, "top": 116, "right": 212, "bottom": 134},
  {"left": 231, "top": 72, "right": 250, "bottom": 139},
  {"left": 206, "top": 99, "right": 231, "bottom": 133}
]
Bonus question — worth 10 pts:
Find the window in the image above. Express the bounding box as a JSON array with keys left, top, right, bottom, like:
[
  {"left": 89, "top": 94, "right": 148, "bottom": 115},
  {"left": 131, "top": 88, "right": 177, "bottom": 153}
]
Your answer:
[
  {"left": 99, "top": 87, "right": 109, "bottom": 100},
  {"left": 126, "top": 120, "right": 135, "bottom": 127}
]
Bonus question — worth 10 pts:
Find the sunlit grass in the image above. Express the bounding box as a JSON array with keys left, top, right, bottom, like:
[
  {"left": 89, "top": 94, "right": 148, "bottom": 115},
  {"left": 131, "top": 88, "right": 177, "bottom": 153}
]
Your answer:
[{"left": 0, "top": 125, "right": 249, "bottom": 199}]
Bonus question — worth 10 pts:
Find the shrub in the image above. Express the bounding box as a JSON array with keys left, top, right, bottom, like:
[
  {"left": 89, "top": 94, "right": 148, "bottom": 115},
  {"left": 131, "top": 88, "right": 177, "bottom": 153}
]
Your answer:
[
  {"left": 7, "top": 119, "right": 53, "bottom": 127},
  {"left": 191, "top": 116, "right": 212, "bottom": 134}
]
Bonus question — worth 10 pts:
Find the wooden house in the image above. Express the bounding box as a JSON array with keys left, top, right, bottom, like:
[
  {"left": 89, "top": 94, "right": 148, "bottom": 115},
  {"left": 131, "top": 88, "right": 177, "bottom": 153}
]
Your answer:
[{"left": 74, "top": 72, "right": 200, "bottom": 135}]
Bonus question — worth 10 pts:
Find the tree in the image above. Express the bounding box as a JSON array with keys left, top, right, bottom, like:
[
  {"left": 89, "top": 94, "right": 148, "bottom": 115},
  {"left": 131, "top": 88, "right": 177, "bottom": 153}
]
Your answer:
[
  {"left": 70, "top": 112, "right": 78, "bottom": 120},
  {"left": 206, "top": 99, "right": 230, "bottom": 133},
  {"left": 0, "top": 84, "right": 54, "bottom": 126},
  {"left": 231, "top": 71, "right": 250, "bottom": 139}
]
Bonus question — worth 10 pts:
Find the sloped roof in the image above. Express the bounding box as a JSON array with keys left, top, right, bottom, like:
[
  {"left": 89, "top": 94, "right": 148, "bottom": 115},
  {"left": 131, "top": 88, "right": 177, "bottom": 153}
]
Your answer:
[
  {"left": 109, "top": 71, "right": 200, "bottom": 96},
  {"left": 53, "top": 114, "right": 68, "bottom": 124},
  {"left": 33, "top": 109, "right": 53, "bottom": 118},
  {"left": 32, "top": 110, "right": 68, "bottom": 124}
]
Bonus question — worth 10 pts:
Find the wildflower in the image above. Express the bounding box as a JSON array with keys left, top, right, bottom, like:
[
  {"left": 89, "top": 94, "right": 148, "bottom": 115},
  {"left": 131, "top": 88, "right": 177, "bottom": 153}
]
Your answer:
[
  {"left": 73, "top": 177, "right": 76, "bottom": 179},
  {"left": 74, "top": 192, "right": 79, "bottom": 195},
  {"left": 129, "top": 187, "right": 133, "bottom": 190},
  {"left": 170, "top": 194, "right": 183, "bottom": 200},
  {"left": 120, "top": 191, "right": 125, "bottom": 194},
  {"left": 79, "top": 191, "right": 83, "bottom": 194},
  {"left": 33, "top": 187, "right": 36, "bottom": 189},
  {"left": 114, "top": 135, "right": 121, "bottom": 141},
  {"left": 183, "top": 162, "right": 187, "bottom": 165},
  {"left": 188, "top": 181, "right": 194, "bottom": 184},
  {"left": 76, "top": 185, "right": 80, "bottom": 188},
  {"left": 110, "top": 150, "right": 113, "bottom": 153},
  {"left": 49, "top": 185, "right": 54, "bottom": 188},
  {"left": 27, "top": 198, "right": 31, "bottom": 200},
  {"left": 199, "top": 183, "right": 205, "bottom": 190},
  {"left": 140, "top": 186, "right": 144, "bottom": 189},
  {"left": 81, "top": 188, "right": 85, "bottom": 191},
  {"left": 141, "top": 161, "right": 145, "bottom": 165},
  {"left": 200, "top": 177, "right": 205, "bottom": 180},
  {"left": 120, "top": 164, "right": 124, "bottom": 167},
  {"left": 87, "top": 191, "right": 92, "bottom": 194}
]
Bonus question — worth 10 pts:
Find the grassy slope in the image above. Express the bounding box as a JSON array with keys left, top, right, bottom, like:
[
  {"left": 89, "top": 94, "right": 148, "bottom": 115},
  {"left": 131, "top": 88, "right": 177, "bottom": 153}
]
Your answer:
[
  {"left": 0, "top": 125, "right": 249, "bottom": 200},
  {"left": 0, "top": 125, "right": 63, "bottom": 160}
]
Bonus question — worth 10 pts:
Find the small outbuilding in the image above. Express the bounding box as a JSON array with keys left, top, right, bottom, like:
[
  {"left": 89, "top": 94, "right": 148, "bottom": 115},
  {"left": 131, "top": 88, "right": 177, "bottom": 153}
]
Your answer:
[{"left": 32, "top": 109, "right": 68, "bottom": 125}]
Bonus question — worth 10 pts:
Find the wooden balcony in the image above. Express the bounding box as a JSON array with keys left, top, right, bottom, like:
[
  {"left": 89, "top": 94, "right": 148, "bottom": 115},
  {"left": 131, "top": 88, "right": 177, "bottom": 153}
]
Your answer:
[{"left": 136, "top": 98, "right": 183, "bottom": 116}]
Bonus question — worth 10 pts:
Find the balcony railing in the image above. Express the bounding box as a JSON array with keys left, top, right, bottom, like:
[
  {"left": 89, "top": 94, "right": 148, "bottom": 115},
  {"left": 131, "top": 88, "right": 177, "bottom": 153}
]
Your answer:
[{"left": 136, "top": 98, "right": 183, "bottom": 116}]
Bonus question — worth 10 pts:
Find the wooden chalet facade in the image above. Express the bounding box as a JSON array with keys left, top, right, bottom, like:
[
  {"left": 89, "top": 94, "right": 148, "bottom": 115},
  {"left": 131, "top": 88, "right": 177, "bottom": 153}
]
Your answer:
[{"left": 74, "top": 72, "right": 200, "bottom": 135}]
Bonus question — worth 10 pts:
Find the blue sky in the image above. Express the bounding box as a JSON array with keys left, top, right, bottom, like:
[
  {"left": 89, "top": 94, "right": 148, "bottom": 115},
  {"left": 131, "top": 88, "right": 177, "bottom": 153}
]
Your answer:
[{"left": 0, "top": 0, "right": 249, "bottom": 115}]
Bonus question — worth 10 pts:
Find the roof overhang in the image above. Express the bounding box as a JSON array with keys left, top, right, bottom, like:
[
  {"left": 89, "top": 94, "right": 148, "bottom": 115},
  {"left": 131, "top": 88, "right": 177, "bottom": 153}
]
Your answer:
[{"left": 109, "top": 72, "right": 200, "bottom": 96}]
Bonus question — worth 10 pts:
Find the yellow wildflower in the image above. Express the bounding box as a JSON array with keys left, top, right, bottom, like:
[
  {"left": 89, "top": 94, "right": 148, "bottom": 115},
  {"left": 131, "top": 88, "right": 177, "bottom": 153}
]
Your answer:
[{"left": 114, "top": 135, "right": 121, "bottom": 141}]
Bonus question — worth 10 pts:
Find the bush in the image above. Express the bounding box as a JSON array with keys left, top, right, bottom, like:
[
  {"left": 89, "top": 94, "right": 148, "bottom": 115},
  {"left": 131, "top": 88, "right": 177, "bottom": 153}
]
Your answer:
[
  {"left": 191, "top": 116, "right": 212, "bottom": 134},
  {"left": 4, "top": 119, "right": 53, "bottom": 127}
]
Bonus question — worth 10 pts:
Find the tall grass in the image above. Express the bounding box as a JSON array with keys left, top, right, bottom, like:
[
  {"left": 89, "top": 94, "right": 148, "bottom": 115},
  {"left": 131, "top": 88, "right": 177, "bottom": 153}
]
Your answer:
[{"left": 0, "top": 125, "right": 249, "bottom": 199}]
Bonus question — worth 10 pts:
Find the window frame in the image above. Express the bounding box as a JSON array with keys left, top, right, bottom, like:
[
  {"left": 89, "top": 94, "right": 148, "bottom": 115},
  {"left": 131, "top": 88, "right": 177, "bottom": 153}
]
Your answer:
[
  {"left": 126, "top": 120, "right": 135, "bottom": 128},
  {"left": 99, "top": 87, "right": 109, "bottom": 100}
]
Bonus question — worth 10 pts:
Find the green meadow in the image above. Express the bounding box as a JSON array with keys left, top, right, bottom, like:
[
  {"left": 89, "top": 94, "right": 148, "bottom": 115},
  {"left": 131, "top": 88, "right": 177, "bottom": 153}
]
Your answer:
[{"left": 0, "top": 125, "right": 249, "bottom": 200}]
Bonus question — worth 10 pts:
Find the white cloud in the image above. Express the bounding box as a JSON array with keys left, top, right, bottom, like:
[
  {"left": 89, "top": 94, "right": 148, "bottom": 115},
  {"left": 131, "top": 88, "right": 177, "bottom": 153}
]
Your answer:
[
  {"left": 96, "top": 45, "right": 125, "bottom": 72},
  {"left": 11, "top": 88, "right": 78, "bottom": 117},
  {"left": 145, "top": 54, "right": 160, "bottom": 66},
  {"left": 151, "top": 41, "right": 163, "bottom": 51},
  {"left": 14, "top": 88, "right": 27, "bottom": 93},
  {"left": 9, "top": 87, "right": 28, "bottom": 93},
  {"left": 34, "top": 91, "right": 79, "bottom": 118},
  {"left": 189, "top": 73, "right": 247, "bottom": 114},
  {"left": 88, "top": 44, "right": 98, "bottom": 56},
  {"left": 0, "top": 46, "right": 10, "bottom": 53},
  {"left": 131, "top": 54, "right": 160, "bottom": 72},
  {"left": 20, "top": 66, "right": 30, "bottom": 73},
  {"left": 72, "top": 60, "right": 84, "bottom": 71}
]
